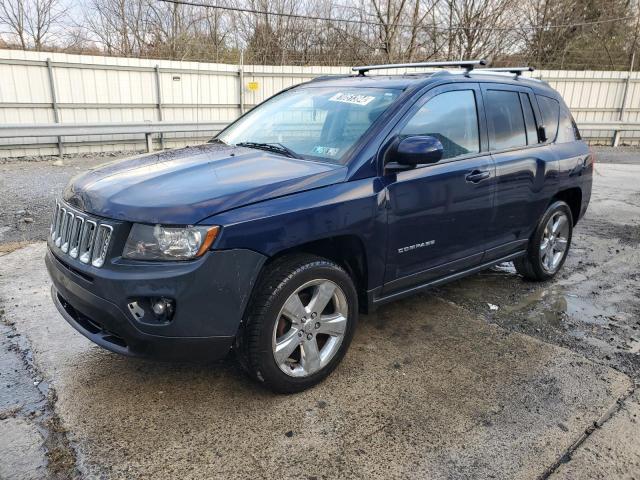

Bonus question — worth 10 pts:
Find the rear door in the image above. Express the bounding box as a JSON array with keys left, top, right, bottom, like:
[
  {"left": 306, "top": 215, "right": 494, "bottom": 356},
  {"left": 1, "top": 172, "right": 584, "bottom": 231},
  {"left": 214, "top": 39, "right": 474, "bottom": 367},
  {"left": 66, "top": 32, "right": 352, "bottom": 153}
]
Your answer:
[
  {"left": 481, "top": 84, "right": 558, "bottom": 261},
  {"left": 382, "top": 83, "right": 496, "bottom": 293}
]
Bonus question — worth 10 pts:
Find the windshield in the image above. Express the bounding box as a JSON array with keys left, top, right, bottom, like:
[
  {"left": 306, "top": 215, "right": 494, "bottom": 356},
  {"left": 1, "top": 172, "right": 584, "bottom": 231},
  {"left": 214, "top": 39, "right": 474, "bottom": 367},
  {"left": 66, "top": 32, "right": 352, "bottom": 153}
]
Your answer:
[{"left": 215, "top": 86, "right": 401, "bottom": 164}]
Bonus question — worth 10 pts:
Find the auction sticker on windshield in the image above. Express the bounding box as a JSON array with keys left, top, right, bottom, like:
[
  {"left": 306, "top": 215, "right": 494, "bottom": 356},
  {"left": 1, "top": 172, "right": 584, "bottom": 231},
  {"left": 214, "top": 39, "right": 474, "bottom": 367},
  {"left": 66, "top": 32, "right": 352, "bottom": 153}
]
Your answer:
[
  {"left": 312, "top": 146, "right": 340, "bottom": 157},
  {"left": 329, "top": 92, "right": 376, "bottom": 106}
]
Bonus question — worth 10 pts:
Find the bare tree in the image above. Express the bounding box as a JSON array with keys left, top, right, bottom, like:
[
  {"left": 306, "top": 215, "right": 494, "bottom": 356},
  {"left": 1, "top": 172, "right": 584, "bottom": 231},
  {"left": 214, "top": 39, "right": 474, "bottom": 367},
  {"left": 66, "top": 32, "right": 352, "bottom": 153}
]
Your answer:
[
  {"left": 2, "top": 0, "right": 639, "bottom": 70},
  {"left": 519, "top": 0, "right": 636, "bottom": 69},
  {"left": 0, "top": 0, "right": 67, "bottom": 50},
  {"left": 81, "top": 0, "right": 153, "bottom": 56},
  {"left": 0, "top": 0, "right": 27, "bottom": 49}
]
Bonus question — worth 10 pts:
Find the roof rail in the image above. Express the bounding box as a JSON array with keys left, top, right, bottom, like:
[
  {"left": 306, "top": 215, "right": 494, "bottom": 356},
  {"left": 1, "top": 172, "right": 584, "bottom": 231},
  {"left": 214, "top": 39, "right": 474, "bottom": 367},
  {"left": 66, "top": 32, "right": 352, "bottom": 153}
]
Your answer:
[
  {"left": 476, "top": 66, "right": 534, "bottom": 77},
  {"left": 307, "top": 74, "right": 353, "bottom": 83},
  {"left": 351, "top": 59, "right": 487, "bottom": 76}
]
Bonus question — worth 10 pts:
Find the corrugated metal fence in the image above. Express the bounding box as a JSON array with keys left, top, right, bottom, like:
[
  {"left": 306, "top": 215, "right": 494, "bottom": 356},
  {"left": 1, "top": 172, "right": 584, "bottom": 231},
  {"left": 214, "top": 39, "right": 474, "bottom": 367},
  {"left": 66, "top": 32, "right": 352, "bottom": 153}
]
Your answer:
[{"left": 1, "top": 49, "right": 639, "bottom": 158}]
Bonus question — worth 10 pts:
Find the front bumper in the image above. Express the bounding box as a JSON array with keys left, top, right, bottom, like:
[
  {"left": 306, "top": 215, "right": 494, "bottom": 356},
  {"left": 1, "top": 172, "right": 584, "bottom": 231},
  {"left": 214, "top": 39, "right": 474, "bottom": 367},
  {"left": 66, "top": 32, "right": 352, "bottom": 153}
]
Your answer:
[{"left": 46, "top": 245, "right": 266, "bottom": 361}]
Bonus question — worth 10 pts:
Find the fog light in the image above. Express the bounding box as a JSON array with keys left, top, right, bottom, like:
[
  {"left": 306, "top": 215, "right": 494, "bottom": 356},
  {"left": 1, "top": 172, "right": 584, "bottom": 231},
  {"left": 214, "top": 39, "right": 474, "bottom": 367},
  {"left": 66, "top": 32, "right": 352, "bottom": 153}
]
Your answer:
[{"left": 151, "top": 297, "right": 175, "bottom": 320}]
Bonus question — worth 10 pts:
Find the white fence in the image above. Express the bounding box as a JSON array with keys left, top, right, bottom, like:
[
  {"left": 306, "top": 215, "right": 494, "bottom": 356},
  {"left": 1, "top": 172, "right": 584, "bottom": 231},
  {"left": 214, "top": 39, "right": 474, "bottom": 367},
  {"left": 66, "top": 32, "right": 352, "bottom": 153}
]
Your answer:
[{"left": 1, "top": 49, "right": 639, "bottom": 158}]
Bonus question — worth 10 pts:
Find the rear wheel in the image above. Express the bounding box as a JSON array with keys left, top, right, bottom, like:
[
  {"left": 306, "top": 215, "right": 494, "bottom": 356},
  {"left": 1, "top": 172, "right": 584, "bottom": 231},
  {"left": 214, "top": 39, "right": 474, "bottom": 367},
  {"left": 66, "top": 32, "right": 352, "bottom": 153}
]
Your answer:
[
  {"left": 515, "top": 201, "right": 573, "bottom": 281},
  {"left": 239, "top": 254, "right": 358, "bottom": 393}
]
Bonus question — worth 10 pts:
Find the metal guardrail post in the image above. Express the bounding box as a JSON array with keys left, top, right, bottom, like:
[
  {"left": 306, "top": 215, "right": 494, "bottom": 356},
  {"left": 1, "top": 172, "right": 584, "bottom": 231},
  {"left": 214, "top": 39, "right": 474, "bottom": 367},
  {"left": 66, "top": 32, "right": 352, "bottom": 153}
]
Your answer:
[
  {"left": 614, "top": 52, "right": 635, "bottom": 147},
  {"left": 239, "top": 50, "right": 245, "bottom": 115},
  {"left": 46, "top": 58, "right": 64, "bottom": 156},
  {"left": 154, "top": 65, "right": 164, "bottom": 150},
  {"left": 145, "top": 132, "right": 153, "bottom": 152}
]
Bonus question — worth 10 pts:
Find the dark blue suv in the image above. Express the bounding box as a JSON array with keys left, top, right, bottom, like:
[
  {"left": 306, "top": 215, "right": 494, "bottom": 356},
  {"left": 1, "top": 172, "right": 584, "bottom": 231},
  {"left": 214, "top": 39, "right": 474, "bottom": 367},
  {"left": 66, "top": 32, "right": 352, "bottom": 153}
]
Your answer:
[{"left": 46, "top": 61, "right": 593, "bottom": 393}]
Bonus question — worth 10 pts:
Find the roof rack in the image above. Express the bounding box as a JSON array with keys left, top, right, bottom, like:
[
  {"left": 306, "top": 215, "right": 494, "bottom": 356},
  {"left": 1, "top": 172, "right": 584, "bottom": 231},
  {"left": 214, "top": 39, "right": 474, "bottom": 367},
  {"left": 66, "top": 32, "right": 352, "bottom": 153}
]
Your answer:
[
  {"left": 351, "top": 59, "right": 487, "bottom": 76},
  {"left": 476, "top": 66, "right": 534, "bottom": 77}
]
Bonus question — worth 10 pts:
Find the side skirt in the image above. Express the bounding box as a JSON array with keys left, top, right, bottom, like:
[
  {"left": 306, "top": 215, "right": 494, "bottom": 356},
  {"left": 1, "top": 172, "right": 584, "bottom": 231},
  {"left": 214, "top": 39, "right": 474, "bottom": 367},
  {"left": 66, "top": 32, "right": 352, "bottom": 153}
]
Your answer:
[{"left": 366, "top": 250, "right": 527, "bottom": 311}]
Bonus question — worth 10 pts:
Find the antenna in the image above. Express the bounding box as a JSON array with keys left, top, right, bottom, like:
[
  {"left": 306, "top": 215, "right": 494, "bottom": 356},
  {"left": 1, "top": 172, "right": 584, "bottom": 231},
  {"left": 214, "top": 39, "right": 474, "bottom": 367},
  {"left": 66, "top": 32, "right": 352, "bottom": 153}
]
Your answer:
[{"left": 352, "top": 59, "right": 487, "bottom": 76}]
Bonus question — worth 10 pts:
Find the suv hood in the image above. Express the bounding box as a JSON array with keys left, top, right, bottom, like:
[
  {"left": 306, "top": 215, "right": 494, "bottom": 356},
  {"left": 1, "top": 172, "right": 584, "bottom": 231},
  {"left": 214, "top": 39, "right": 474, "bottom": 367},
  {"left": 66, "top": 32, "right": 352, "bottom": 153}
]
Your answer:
[{"left": 64, "top": 144, "right": 347, "bottom": 224}]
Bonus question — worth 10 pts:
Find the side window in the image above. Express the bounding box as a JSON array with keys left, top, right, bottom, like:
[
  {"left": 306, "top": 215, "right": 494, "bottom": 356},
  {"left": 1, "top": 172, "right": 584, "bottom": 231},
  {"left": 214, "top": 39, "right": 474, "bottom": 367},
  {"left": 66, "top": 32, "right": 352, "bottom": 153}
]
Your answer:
[
  {"left": 485, "top": 90, "right": 527, "bottom": 150},
  {"left": 520, "top": 93, "right": 539, "bottom": 145},
  {"left": 536, "top": 95, "right": 560, "bottom": 142},
  {"left": 557, "top": 106, "right": 579, "bottom": 143},
  {"left": 401, "top": 90, "right": 480, "bottom": 160}
]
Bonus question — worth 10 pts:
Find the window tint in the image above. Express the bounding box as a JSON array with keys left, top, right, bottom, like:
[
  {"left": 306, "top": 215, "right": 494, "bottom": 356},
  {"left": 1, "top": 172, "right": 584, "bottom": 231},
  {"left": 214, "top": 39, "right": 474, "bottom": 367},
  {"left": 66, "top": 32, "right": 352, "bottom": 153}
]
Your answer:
[
  {"left": 536, "top": 95, "right": 560, "bottom": 142},
  {"left": 557, "top": 106, "right": 579, "bottom": 143},
  {"left": 401, "top": 90, "right": 479, "bottom": 159},
  {"left": 486, "top": 90, "right": 527, "bottom": 150},
  {"left": 520, "top": 93, "right": 539, "bottom": 144}
]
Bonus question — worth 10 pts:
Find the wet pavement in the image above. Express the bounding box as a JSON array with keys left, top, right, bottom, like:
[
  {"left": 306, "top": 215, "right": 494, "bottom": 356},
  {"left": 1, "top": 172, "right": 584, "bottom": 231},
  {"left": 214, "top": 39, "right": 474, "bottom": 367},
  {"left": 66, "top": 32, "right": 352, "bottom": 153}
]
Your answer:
[
  {"left": 0, "top": 157, "right": 639, "bottom": 478},
  {"left": 435, "top": 163, "right": 640, "bottom": 381}
]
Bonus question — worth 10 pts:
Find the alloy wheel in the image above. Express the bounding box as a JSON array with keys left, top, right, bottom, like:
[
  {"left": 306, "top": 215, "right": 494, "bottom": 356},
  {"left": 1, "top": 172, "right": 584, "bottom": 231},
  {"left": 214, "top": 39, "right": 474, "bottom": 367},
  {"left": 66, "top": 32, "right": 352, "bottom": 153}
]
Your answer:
[
  {"left": 272, "top": 279, "right": 348, "bottom": 377},
  {"left": 540, "top": 211, "right": 570, "bottom": 273}
]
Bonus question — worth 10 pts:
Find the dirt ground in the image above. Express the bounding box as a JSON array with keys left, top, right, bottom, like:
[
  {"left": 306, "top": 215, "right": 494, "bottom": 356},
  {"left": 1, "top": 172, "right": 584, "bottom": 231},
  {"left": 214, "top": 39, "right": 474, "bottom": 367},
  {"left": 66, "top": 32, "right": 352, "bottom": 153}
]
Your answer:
[{"left": 0, "top": 148, "right": 639, "bottom": 479}]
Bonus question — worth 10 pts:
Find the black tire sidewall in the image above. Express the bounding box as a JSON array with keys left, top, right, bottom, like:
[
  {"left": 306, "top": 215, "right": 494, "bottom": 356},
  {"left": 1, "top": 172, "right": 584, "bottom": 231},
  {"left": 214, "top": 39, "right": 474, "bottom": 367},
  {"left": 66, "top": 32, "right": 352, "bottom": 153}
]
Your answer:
[
  {"left": 251, "top": 260, "right": 358, "bottom": 393},
  {"left": 529, "top": 201, "right": 573, "bottom": 280}
]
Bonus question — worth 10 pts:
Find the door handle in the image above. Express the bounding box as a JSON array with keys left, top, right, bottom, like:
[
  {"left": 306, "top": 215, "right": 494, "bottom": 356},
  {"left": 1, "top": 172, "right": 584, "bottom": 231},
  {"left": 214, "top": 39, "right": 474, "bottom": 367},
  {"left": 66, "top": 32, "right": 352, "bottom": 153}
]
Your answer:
[{"left": 465, "top": 169, "right": 491, "bottom": 183}]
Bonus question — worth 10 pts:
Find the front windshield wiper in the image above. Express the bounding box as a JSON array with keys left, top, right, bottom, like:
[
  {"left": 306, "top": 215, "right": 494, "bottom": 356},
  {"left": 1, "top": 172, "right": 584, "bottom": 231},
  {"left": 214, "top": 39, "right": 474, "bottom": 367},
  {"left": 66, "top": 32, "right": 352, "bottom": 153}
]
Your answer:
[{"left": 236, "top": 141, "right": 300, "bottom": 159}]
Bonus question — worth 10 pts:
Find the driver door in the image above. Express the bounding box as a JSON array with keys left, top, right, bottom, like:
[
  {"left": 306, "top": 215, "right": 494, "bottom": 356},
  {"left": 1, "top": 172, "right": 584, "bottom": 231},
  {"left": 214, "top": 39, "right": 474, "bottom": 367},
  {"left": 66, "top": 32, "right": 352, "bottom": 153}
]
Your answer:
[{"left": 382, "top": 83, "right": 496, "bottom": 294}]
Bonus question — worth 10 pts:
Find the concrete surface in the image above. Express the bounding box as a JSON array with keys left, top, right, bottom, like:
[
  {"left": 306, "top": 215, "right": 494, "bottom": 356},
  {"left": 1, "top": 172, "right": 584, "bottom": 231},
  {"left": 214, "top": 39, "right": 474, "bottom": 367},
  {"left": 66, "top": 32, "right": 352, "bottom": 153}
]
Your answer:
[
  {"left": 550, "top": 391, "right": 640, "bottom": 480},
  {"left": 0, "top": 244, "right": 632, "bottom": 479},
  {"left": 437, "top": 163, "right": 640, "bottom": 380},
  {"left": 0, "top": 157, "right": 639, "bottom": 478},
  {"left": 0, "top": 417, "right": 47, "bottom": 479}
]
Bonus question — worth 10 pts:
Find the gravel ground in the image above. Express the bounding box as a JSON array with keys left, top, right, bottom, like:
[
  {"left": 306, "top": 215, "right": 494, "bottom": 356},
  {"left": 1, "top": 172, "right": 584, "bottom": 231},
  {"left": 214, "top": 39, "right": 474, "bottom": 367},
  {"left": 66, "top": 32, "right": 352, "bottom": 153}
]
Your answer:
[
  {"left": 591, "top": 146, "right": 640, "bottom": 164},
  {"left": 0, "top": 152, "right": 131, "bottom": 247}
]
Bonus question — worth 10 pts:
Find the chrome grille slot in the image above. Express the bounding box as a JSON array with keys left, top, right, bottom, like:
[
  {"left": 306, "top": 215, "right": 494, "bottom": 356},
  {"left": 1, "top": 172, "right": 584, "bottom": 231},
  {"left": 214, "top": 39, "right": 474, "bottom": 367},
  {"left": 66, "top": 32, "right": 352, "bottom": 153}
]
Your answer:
[
  {"left": 49, "top": 201, "right": 114, "bottom": 268},
  {"left": 91, "top": 225, "right": 113, "bottom": 268},
  {"left": 69, "top": 216, "right": 84, "bottom": 258},
  {"left": 51, "top": 202, "right": 60, "bottom": 238},
  {"left": 55, "top": 208, "right": 67, "bottom": 247},
  {"left": 53, "top": 203, "right": 63, "bottom": 241},
  {"left": 60, "top": 210, "right": 74, "bottom": 253},
  {"left": 79, "top": 220, "right": 96, "bottom": 264}
]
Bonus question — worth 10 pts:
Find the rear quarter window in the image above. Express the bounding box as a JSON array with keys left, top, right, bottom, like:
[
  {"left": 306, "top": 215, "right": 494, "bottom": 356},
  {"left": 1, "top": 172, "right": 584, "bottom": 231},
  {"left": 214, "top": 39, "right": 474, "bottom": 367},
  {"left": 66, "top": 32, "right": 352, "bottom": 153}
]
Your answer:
[
  {"left": 557, "top": 105, "right": 581, "bottom": 143},
  {"left": 536, "top": 95, "right": 560, "bottom": 142}
]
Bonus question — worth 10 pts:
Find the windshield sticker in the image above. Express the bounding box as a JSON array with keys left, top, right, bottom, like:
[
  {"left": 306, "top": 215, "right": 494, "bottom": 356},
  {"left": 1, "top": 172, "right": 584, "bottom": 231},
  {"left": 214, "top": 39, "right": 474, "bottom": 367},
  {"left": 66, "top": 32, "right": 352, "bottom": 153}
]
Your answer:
[
  {"left": 313, "top": 146, "right": 340, "bottom": 157},
  {"left": 328, "top": 92, "right": 376, "bottom": 106}
]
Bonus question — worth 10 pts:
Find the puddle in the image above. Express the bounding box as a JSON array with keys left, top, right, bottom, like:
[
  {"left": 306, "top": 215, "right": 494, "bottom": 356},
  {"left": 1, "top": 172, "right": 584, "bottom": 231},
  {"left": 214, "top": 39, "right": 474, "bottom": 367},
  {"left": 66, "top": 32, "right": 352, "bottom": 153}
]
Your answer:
[{"left": 502, "top": 288, "right": 617, "bottom": 328}]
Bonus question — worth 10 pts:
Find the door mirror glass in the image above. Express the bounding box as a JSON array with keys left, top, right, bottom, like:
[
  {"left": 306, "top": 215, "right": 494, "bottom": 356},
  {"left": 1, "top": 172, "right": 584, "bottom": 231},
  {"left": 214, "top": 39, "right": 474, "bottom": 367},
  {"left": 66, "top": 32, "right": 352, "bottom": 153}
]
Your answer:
[{"left": 389, "top": 135, "right": 444, "bottom": 167}]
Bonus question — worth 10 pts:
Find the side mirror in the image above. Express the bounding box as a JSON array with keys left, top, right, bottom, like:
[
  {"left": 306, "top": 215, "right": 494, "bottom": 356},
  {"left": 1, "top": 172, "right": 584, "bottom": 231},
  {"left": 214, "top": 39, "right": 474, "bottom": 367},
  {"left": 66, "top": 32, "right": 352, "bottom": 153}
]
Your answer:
[
  {"left": 538, "top": 125, "right": 547, "bottom": 142},
  {"left": 386, "top": 135, "right": 444, "bottom": 171}
]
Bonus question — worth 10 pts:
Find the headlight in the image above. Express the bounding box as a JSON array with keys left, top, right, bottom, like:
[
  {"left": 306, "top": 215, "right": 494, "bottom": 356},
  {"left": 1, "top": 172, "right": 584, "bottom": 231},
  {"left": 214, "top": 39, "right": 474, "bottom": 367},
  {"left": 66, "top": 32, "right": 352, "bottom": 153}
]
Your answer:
[{"left": 123, "top": 224, "right": 220, "bottom": 261}]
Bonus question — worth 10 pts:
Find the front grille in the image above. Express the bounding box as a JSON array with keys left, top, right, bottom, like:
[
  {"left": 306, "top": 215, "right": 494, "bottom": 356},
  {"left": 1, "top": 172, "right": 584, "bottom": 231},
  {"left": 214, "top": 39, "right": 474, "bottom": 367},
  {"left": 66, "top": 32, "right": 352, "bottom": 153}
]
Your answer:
[{"left": 50, "top": 201, "right": 114, "bottom": 268}]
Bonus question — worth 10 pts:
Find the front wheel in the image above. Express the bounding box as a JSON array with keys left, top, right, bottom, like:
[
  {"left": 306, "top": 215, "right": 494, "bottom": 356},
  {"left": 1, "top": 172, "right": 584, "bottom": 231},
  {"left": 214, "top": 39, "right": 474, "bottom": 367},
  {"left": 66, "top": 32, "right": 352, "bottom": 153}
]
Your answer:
[
  {"left": 239, "top": 254, "right": 358, "bottom": 393},
  {"left": 515, "top": 200, "right": 573, "bottom": 281}
]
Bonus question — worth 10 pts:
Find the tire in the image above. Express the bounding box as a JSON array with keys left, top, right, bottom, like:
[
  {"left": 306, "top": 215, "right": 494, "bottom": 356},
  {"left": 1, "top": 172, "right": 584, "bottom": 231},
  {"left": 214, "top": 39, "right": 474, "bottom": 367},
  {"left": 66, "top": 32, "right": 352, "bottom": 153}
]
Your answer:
[
  {"left": 515, "top": 200, "right": 573, "bottom": 281},
  {"left": 238, "top": 254, "right": 358, "bottom": 394}
]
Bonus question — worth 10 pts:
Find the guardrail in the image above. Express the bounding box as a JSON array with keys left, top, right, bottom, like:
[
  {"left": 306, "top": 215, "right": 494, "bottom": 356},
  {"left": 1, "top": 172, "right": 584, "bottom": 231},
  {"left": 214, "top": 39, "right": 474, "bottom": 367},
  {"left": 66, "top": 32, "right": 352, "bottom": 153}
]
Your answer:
[
  {"left": 0, "top": 121, "right": 228, "bottom": 153},
  {"left": 579, "top": 121, "right": 640, "bottom": 146},
  {"left": 1, "top": 120, "right": 638, "bottom": 156}
]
